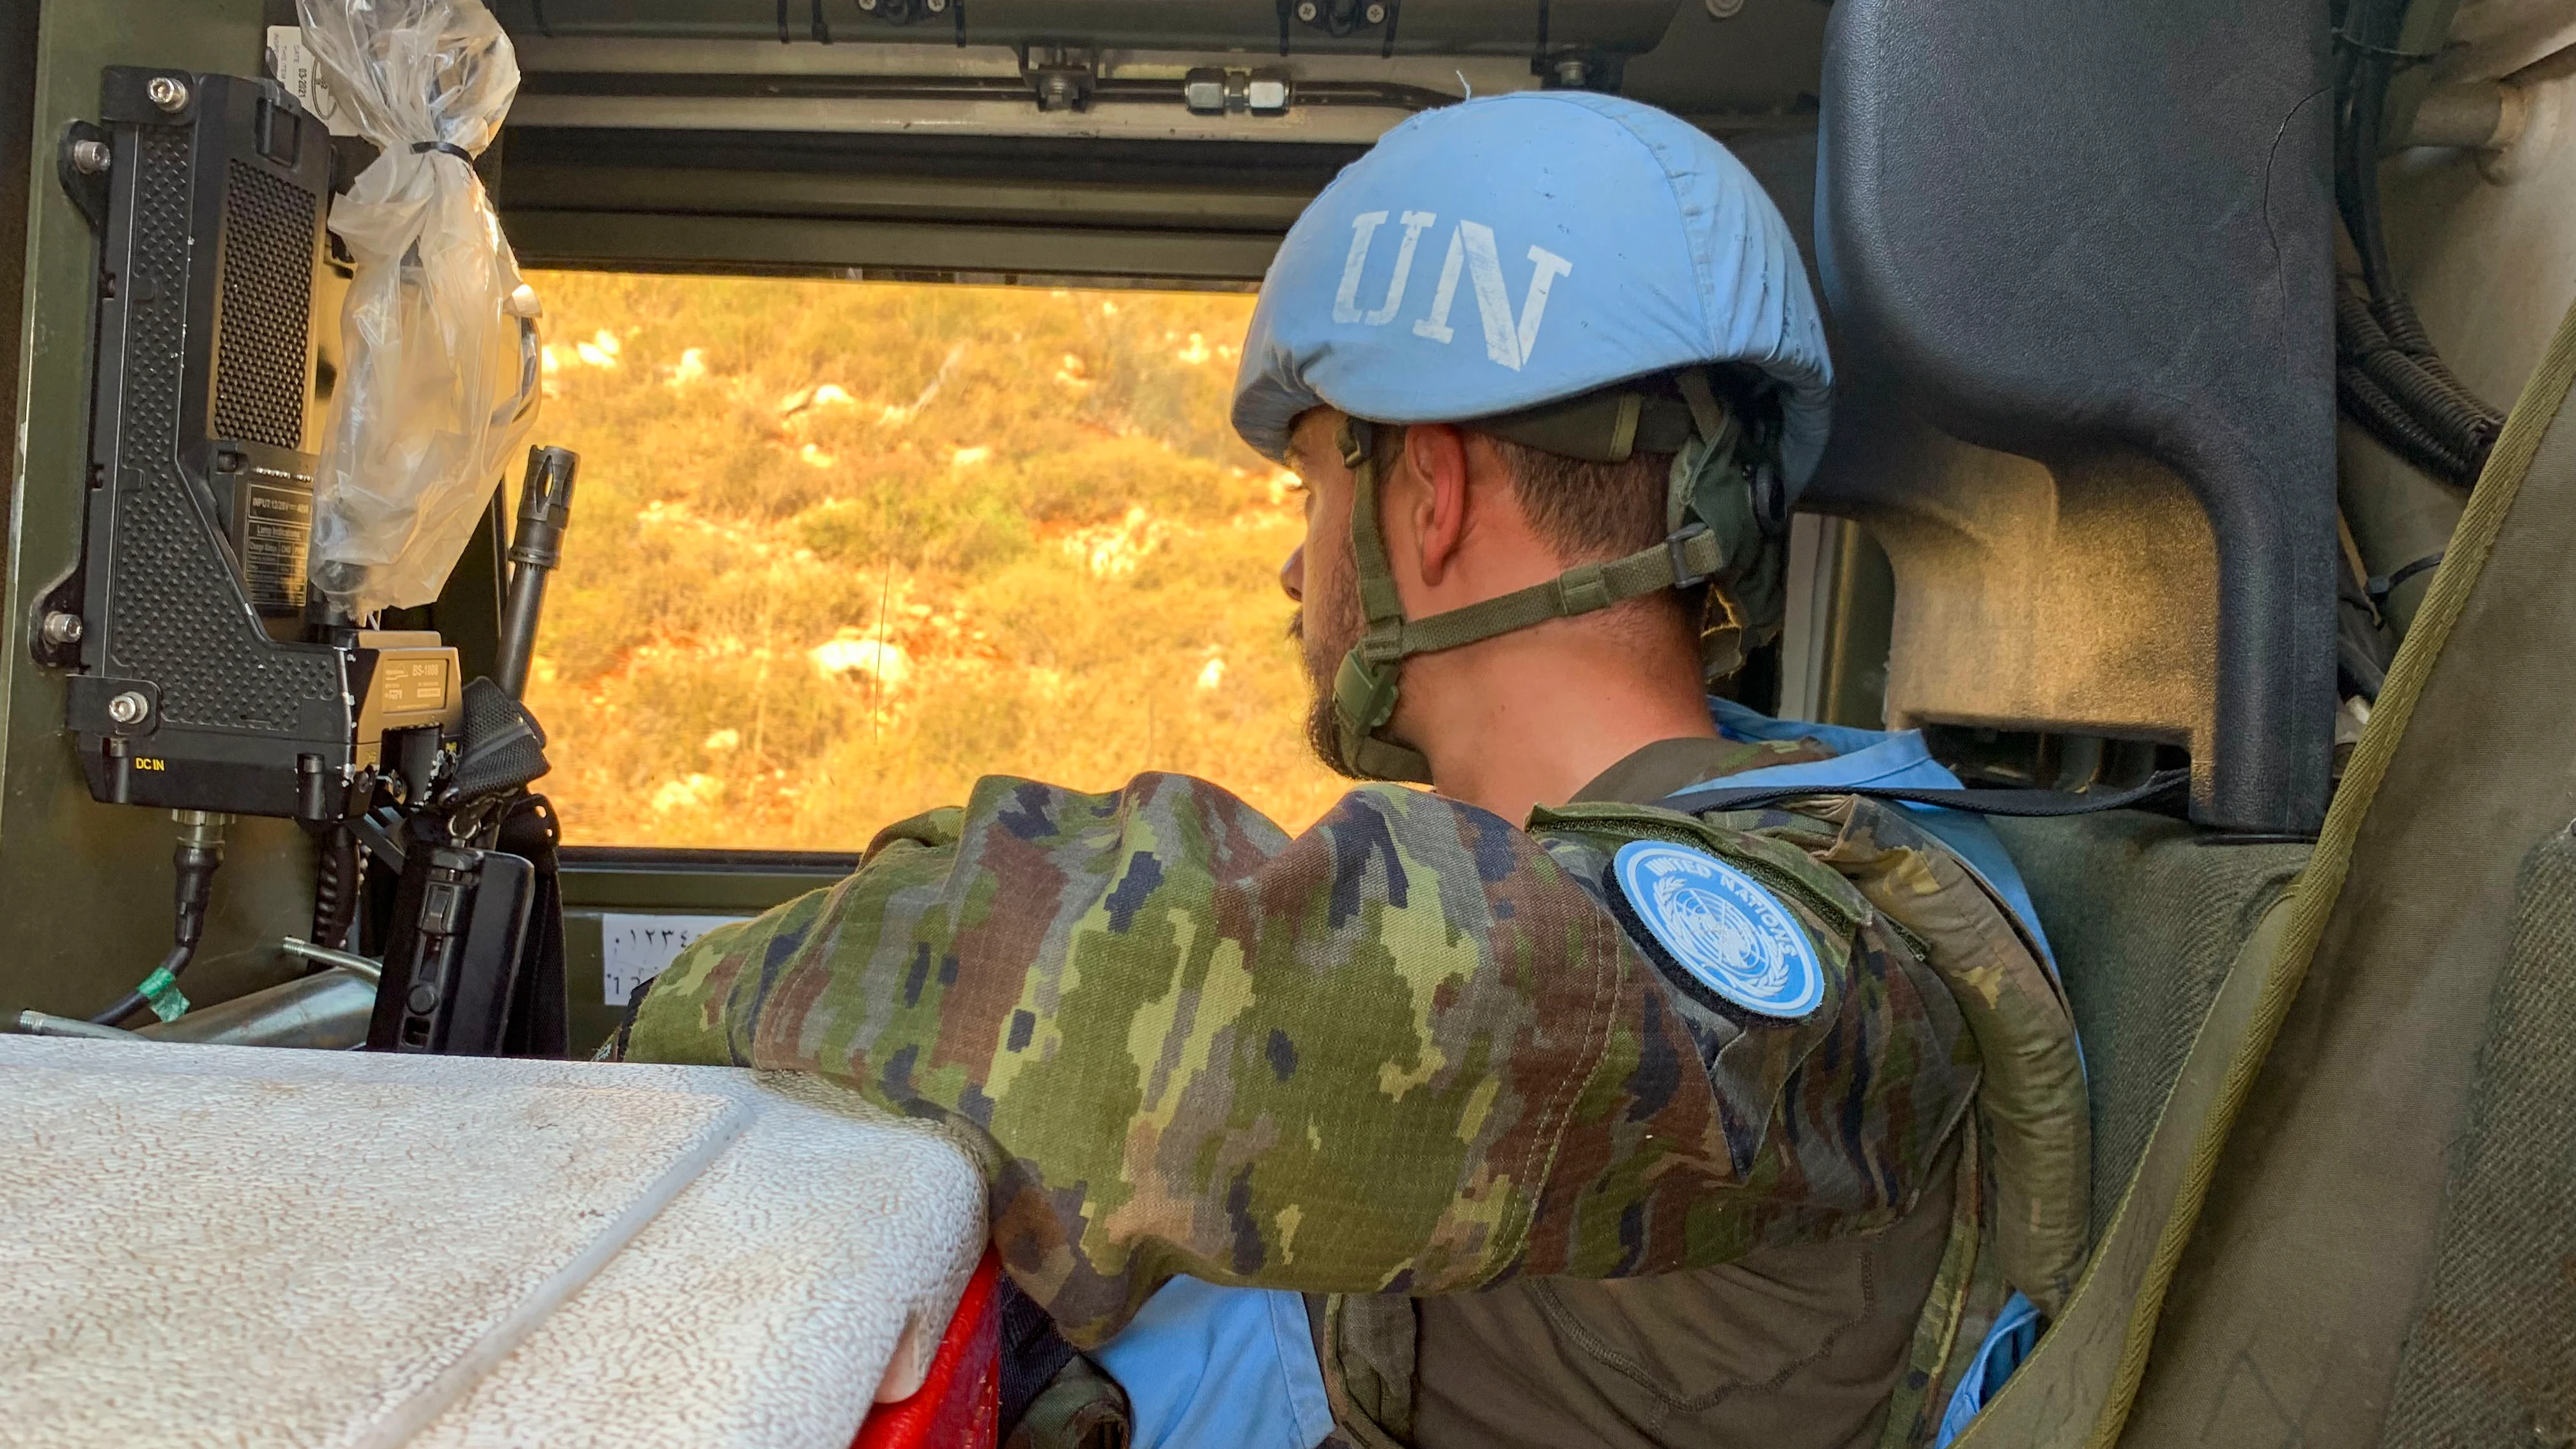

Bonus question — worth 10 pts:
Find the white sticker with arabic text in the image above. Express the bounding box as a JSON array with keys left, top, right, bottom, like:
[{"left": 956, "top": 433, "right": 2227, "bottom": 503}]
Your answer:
[{"left": 601, "top": 913, "right": 752, "bottom": 1007}]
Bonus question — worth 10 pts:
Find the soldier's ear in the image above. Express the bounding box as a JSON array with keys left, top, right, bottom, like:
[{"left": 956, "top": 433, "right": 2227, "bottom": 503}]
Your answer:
[{"left": 1403, "top": 424, "right": 1472, "bottom": 585}]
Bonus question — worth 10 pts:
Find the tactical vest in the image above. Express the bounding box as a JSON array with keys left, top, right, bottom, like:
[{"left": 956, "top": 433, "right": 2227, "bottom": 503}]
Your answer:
[{"left": 1313, "top": 791, "right": 2090, "bottom": 1449}]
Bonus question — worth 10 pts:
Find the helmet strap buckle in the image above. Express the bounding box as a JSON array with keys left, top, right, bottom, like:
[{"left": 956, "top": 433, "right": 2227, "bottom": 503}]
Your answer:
[
  {"left": 1334, "top": 649, "right": 1403, "bottom": 734},
  {"left": 1665, "top": 522, "right": 1717, "bottom": 591}
]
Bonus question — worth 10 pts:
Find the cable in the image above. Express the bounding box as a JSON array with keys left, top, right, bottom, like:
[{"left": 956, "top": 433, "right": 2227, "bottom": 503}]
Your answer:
[
  {"left": 90, "top": 812, "right": 228, "bottom": 1028},
  {"left": 2334, "top": 0, "right": 2402, "bottom": 297},
  {"left": 310, "top": 823, "right": 360, "bottom": 954},
  {"left": 2337, "top": 284, "right": 2499, "bottom": 484},
  {"left": 2338, "top": 355, "right": 2477, "bottom": 481},
  {"left": 88, "top": 944, "right": 190, "bottom": 1032},
  {"left": 2333, "top": 545, "right": 2393, "bottom": 701},
  {"left": 2331, "top": 0, "right": 2505, "bottom": 489}
]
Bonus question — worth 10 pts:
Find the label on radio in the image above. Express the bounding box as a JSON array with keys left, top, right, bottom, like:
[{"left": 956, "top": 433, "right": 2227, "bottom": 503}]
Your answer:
[
  {"left": 265, "top": 27, "right": 360, "bottom": 136},
  {"left": 238, "top": 480, "right": 312, "bottom": 611},
  {"left": 373, "top": 656, "right": 451, "bottom": 713}
]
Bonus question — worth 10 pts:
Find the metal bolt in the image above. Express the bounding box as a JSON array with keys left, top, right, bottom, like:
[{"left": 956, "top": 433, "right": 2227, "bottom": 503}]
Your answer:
[
  {"left": 925, "top": 0, "right": 946, "bottom": 11},
  {"left": 1295, "top": 0, "right": 1318, "bottom": 20},
  {"left": 1364, "top": 2, "right": 1387, "bottom": 22},
  {"left": 1246, "top": 77, "right": 1291, "bottom": 112},
  {"left": 1554, "top": 57, "right": 1591, "bottom": 87},
  {"left": 855, "top": 0, "right": 877, "bottom": 9},
  {"left": 69, "top": 139, "right": 111, "bottom": 174},
  {"left": 1704, "top": 0, "right": 1744, "bottom": 15},
  {"left": 146, "top": 76, "right": 190, "bottom": 113},
  {"left": 106, "top": 690, "right": 151, "bottom": 725},
  {"left": 39, "top": 612, "right": 83, "bottom": 646}
]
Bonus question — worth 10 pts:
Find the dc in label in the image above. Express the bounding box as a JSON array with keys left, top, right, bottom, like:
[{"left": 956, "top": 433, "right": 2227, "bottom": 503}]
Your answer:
[{"left": 1612, "top": 840, "right": 1824, "bottom": 1019}]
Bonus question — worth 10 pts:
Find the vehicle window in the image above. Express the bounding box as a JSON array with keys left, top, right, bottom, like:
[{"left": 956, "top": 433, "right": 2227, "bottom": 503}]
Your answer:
[{"left": 521, "top": 271, "right": 1344, "bottom": 849}]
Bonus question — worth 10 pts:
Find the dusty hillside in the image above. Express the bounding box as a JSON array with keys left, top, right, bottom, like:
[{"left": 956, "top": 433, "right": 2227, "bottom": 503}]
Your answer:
[{"left": 519, "top": 272, "right": 1345, "bottom": 849}]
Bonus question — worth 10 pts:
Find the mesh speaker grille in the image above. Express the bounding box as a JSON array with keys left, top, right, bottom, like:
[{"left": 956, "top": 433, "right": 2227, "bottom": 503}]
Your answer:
[
  {"left": 213, "top": 159, "right": 315, "bottom": 451},
  {"left": 105, "top": 127, "right": 337, "bottom": 731}
]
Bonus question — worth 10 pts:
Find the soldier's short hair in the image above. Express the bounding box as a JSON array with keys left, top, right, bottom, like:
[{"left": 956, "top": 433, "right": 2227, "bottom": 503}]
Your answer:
[
  {"left": 1368, "top": 426, "right": 1672, "bottom": 566},
  {"left": 1377, "top": 365, "right": 1782, "bottom": 571},
  {"left": 1486, "top": 441, "right": 1704, "bottom": 642},
  {"left": 1482, "top": 439, "right": 1676, "bottom": 566}
]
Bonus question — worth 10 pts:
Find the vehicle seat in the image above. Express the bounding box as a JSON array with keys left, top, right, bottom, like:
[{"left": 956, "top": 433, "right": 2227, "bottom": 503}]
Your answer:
[
  {"left": 1989, "top": 814, "right": 2310, "bottom": 1239},
  {"left": 1803, "top": 0, "right": 2338, "bottom": 835}
]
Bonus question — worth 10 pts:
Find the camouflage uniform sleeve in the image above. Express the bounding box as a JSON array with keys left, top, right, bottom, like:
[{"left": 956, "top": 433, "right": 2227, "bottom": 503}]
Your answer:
[{"left": 624, "top": 772, "right": 1976, "bottom": 1347}]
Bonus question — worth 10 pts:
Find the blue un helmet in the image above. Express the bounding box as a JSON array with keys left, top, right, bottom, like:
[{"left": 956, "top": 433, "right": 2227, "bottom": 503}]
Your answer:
[{"left": 1231, "top": 90, "right": 1833, "bottom": 783}]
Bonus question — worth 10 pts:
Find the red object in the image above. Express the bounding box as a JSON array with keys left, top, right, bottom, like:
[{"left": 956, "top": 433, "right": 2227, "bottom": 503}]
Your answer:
[{"left": 852, "top": 1250, "right": 1001, "bottom": 1449}]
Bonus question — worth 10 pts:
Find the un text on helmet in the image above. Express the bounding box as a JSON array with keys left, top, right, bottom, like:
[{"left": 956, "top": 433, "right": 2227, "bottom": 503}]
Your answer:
[{"left": 1330, "top": 211, "right": 1573, "bottom": 373}]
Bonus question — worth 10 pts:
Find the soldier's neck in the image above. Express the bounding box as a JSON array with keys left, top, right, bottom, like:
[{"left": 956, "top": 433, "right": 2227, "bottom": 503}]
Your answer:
[{"left": 1400, "top": 615, "right": 1718, "bottom": 825}]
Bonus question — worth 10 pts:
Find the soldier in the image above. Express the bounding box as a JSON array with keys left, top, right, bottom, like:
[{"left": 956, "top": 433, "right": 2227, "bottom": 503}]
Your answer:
[{"left": 619, "top": 91, "right": 2088, "bottom": 1449}]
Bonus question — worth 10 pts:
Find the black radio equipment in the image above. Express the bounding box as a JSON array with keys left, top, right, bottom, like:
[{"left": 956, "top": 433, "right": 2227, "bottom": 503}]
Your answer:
[
  {"left": 43, "top": 66, "right": 461, "bottom": 819},
  {"left": 39, "top": 67, "right": 569, "bottom": 1057}
]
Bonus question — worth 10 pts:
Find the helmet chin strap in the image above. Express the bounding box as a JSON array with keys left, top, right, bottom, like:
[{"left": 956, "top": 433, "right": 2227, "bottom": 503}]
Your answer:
[{"left": 1326, "top": 372, "right": 1775, "bottom": 786}]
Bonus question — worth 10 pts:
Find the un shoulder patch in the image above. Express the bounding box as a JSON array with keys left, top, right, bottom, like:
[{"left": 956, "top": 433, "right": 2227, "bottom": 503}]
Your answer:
[{"left": 1612, "top": 840, "right": 1824, "bottom": 1019}]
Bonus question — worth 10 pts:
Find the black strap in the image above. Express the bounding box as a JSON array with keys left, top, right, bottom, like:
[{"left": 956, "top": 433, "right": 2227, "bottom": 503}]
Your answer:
[
  {"left": 1657, "top": 767, "right": 2192, "bottom": 819},
  {"left": 497, "top": 793, "right": 569, "bottom": 1059},
  {"left": 994, "top": 1275, "right": 1081, "bottom": 1434},
  {"left": 2367, "top": 550, "right": 2444, "bottom": 606},
  {"left": 409, "top": 140, "right": 477, "bottom": 164}
]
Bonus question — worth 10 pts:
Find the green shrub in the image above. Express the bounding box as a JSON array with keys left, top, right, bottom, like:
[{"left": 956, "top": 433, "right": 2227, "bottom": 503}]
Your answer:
[{"left": 520, "top": 272, "right": 1341, "bottom": 848}]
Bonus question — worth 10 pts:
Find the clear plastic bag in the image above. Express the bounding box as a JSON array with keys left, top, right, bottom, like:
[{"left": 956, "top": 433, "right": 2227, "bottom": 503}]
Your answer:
[{"left": 298, "top": 0, "right": 539, "bottom": 621}]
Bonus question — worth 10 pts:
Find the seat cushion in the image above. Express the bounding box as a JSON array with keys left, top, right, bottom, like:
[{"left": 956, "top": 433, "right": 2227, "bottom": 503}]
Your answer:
[{"left": 1989, "top": 812, "right": 2308, "bottom": 1236}]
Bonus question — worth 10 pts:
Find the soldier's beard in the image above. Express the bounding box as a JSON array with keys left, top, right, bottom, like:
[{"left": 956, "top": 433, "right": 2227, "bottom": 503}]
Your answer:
[{"left": 1287, "top": 555, "right": 1369, "bottom": 780}]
